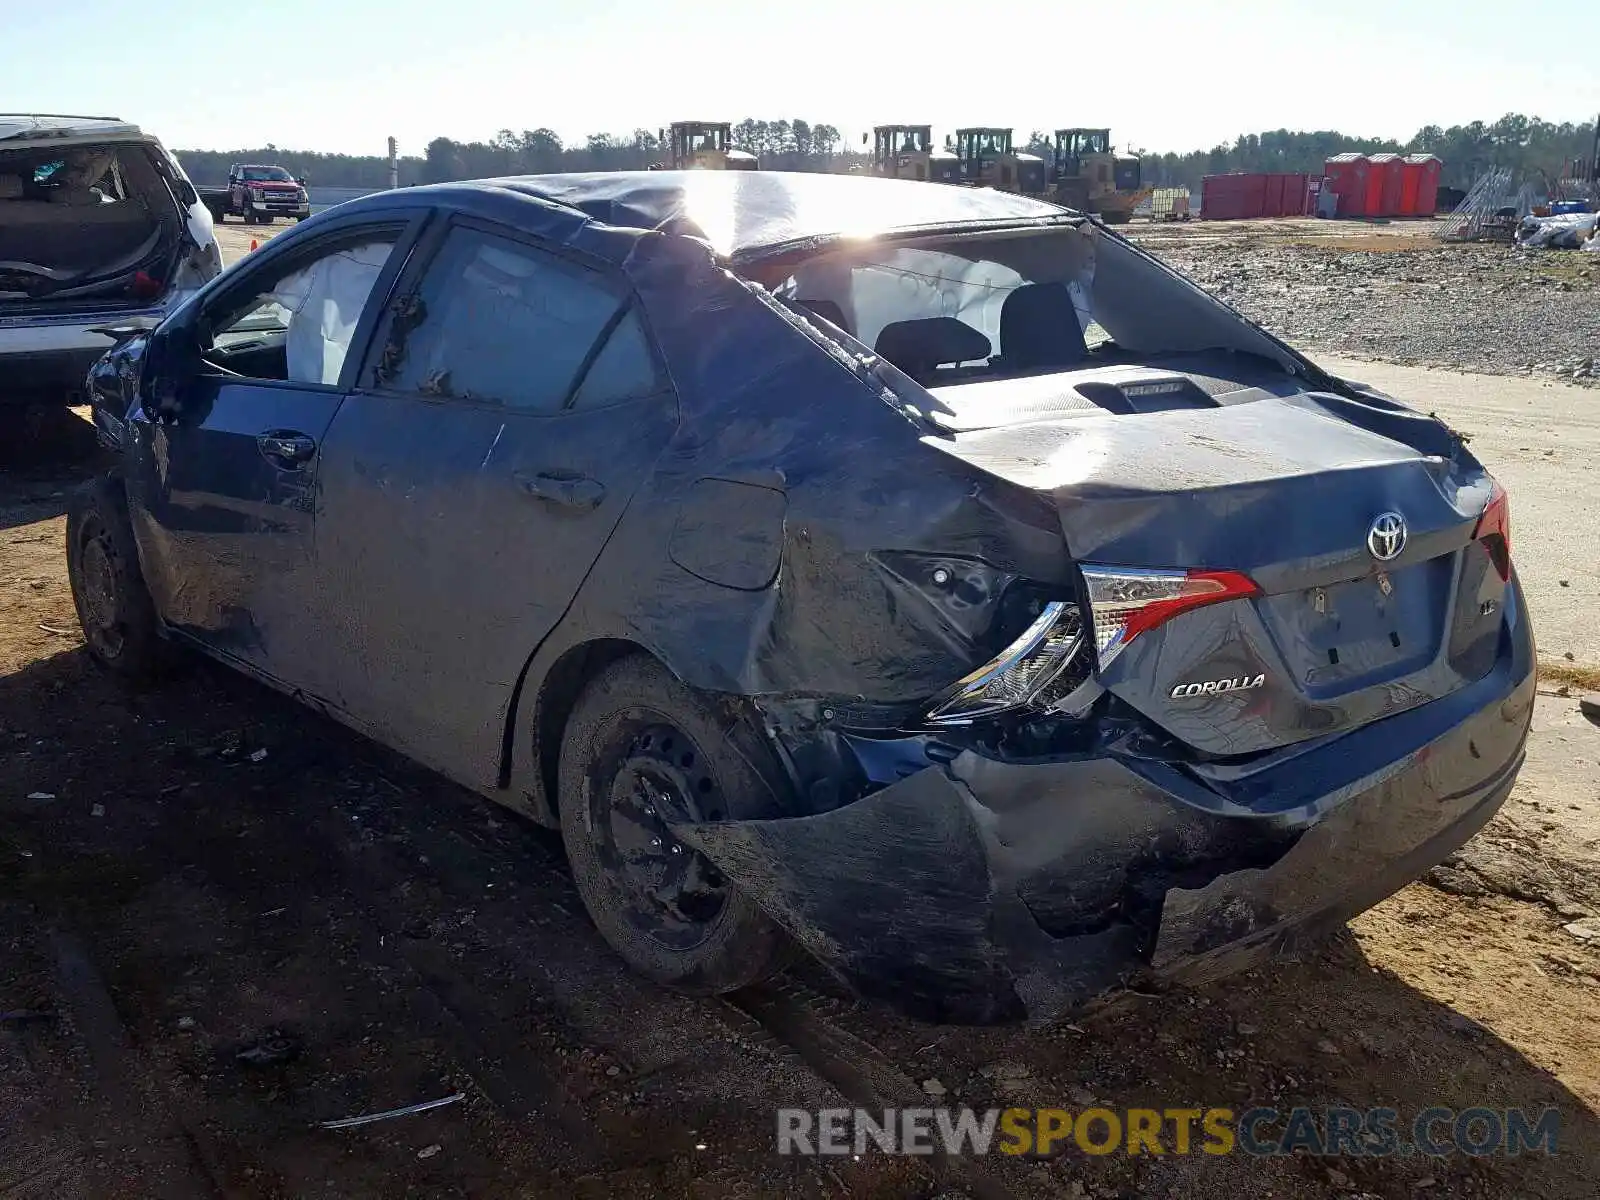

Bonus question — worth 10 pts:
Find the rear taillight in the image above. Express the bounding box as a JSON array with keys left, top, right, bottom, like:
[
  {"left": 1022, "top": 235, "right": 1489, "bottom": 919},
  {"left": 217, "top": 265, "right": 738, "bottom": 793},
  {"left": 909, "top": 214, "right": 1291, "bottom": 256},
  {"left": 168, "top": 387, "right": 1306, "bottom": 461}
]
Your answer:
[
  {"left": 1080, "top": 566, "right": 1261, "bottom": 668},
  {"left": 1472, "top": 481, "right": 1511, "bottom": 581},
  {"left": 925, "top": 601, "right": 1087, "bottom": 725}
]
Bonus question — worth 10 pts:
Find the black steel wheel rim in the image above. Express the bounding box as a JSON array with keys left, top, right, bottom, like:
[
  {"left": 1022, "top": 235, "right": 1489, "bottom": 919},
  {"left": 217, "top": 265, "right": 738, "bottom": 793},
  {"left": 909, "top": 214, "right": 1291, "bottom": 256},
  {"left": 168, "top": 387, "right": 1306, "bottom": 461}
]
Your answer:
[
  {"left": 77, "top": 523, "right": 125, "bottom": 658},
  {"left": 590, "top": 720, "right": 730, "bottom": 951}
]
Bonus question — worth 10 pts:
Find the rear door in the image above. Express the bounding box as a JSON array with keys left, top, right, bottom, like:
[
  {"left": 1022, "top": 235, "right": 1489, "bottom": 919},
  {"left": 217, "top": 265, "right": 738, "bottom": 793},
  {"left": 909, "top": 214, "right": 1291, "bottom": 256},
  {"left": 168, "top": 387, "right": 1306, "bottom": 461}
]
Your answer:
[
  {"left": 125, "top": 213, "right": 424, "bottom": 683},
  {"left": 309, "top": 218, "right": 678, "bottom": 786}
]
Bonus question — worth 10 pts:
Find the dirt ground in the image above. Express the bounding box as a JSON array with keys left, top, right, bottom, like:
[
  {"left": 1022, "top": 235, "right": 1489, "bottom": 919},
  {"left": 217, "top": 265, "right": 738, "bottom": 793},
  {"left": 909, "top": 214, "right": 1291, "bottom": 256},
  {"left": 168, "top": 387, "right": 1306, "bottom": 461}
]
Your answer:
[{"left": 2, "top": 217, "right": 1597, "bottom": 1199}]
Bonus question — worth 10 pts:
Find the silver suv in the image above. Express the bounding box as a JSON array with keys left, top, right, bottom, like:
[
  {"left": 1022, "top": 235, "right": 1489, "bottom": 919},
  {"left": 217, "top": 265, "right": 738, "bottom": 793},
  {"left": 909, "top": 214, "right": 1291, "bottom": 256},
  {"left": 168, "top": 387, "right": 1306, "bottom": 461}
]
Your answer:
[{"left": 0, "top": 115, "right": 221, "bottom": 407}]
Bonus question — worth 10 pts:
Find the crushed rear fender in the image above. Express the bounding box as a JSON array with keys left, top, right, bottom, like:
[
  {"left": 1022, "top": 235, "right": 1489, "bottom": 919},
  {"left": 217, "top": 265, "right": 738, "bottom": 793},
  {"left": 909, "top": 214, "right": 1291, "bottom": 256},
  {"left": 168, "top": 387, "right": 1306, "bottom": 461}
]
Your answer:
[{"left": 676, "top": 606, "right": 1533, "bottom": 1025}]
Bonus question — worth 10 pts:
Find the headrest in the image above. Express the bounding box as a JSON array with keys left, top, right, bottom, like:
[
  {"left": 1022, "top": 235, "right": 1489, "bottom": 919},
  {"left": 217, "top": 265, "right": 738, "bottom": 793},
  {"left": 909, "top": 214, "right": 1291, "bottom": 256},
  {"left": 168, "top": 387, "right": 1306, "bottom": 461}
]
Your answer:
[{"left": 874, "top": 317, "right": 991, "bottom": 369}]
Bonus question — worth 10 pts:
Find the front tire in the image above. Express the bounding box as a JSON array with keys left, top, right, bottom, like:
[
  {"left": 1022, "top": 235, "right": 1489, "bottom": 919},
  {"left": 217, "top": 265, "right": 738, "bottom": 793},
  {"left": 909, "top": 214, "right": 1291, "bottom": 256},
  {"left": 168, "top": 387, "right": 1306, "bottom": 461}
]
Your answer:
[
  {"left": 558, "top": 655, "right": 791, "bottom": 994},
  {"left": 65, "top": 474, "right": 167, "bottom": 681}
]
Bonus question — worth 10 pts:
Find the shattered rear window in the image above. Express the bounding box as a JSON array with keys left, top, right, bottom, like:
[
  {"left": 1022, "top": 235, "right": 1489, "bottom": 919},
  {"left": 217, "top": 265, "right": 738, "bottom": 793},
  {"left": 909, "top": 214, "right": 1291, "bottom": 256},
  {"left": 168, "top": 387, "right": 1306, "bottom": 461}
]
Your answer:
[{"left": 769, "top": 224, "right": 1296, "bottom": 389}]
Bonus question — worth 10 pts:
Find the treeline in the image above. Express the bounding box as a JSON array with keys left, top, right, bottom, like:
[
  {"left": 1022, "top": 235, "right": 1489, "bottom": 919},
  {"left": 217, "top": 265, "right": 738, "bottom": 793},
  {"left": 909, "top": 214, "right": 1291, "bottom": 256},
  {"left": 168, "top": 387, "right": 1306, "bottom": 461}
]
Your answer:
[
  {"left": 175, "top": 112, "right": 1596, "bottom": 192},
  {"left": 418, "top": 119, "right": 847, "bottom": 181},
  {"left": 175, "top": 145, "right": 427, "bottom": 188}
]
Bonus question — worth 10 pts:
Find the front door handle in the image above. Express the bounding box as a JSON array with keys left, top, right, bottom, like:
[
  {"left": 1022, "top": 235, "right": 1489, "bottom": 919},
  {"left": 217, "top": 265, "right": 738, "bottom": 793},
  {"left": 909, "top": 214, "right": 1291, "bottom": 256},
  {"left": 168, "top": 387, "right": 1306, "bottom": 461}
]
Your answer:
[
  {"left": 515, "top": 471, "right": 605, "bottom": 511},
  {"left": 258, "top": 430, "right": 317, "bottom": 468}
]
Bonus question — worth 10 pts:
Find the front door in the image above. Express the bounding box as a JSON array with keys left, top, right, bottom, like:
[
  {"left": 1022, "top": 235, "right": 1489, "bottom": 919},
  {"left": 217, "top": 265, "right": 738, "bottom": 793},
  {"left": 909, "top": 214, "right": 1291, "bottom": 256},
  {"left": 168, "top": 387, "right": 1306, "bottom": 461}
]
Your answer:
[
  {"left": 125, "top": 217, "right": 418, "bottom": 684},
  {"left": 311, "top": 220, "right": 677, "bottom": 786}
]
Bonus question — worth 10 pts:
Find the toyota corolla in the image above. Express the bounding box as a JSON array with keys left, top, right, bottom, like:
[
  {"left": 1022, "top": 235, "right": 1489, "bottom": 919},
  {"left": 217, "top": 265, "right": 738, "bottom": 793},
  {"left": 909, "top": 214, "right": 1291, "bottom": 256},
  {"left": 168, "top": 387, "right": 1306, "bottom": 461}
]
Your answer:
[{"left": 71, "top": 171, "right": 1531, "bottom": 1023}]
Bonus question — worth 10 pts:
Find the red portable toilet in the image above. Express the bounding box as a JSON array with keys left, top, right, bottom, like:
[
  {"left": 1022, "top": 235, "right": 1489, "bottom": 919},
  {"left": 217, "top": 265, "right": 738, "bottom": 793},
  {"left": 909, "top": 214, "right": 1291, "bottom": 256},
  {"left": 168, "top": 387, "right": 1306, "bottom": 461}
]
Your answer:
[
  {"left": 1366, "top": 153, "right": 1405, "bottom": 216},
  {"left": 1324, "top": 153, "right": 1370, "bottom": 217},
  {"left": 1402, "top": 154, "right": 1443, "bottom": 215}
]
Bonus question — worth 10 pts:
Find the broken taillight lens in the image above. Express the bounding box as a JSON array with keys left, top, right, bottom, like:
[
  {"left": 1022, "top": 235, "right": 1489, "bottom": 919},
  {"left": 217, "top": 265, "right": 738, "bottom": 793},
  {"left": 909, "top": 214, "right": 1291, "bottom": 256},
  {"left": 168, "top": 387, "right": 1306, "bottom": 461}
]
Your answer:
[
  {"left": 1472, "top": 481, "right": 1511, "bottom": 581},
  {"left": 1080, "top": 566, "right": 1261, "bottom": 668},
  {"left": 925, "top": 601, "right": 1087, "bottom": 725}
]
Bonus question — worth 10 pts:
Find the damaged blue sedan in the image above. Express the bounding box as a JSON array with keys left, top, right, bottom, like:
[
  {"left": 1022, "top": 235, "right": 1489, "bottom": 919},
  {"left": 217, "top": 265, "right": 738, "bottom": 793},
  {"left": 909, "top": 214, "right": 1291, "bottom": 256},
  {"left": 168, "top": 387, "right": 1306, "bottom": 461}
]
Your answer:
[{"left": 71, "top": 171, "right": 1531, "bottom": 1024}]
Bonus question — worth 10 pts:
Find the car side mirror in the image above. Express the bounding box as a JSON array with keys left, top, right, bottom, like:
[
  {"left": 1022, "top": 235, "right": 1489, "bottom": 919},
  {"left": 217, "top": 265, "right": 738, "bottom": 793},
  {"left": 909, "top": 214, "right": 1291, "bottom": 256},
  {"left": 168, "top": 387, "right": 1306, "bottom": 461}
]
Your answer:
[
  {"left": 295, "top": 176, "right": 307, "bottom": 185},
  {"left": 138, "top": 317, "right": 208, "bottom": 424}
]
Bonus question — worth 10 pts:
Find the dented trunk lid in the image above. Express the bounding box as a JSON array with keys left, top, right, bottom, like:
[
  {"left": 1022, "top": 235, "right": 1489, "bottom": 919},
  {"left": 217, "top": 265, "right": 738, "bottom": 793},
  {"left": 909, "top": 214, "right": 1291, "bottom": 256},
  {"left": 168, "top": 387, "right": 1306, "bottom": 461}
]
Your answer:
[{"left": 925, "top": 386, "right": 1505, "bottom": 756}]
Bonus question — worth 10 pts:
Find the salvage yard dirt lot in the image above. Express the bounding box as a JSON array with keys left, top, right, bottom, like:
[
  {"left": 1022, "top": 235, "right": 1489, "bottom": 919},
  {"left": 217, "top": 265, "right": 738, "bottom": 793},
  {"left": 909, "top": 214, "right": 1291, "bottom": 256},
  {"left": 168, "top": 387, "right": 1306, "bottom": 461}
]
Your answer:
[{"left": 2, "top": 216, "right": 1598, "bottom": 1200}]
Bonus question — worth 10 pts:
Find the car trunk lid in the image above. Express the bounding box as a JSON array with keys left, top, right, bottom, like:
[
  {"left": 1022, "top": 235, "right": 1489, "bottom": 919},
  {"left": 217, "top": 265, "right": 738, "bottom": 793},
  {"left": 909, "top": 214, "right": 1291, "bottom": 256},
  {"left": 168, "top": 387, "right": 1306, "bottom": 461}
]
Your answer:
[{"left": 925, "top": 389, "right": 1505, "bottom": 756}]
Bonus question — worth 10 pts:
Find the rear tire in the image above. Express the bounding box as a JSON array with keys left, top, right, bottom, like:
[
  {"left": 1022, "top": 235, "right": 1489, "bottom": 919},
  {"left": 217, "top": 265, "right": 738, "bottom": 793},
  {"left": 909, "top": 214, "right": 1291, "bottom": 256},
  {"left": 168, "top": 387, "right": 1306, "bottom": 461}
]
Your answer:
[
  {"left": 558, "top": 655, "right": 791, "bottom": 994},
  {"left": 65, "top": 474, "right": 168, "bottom": 682}
]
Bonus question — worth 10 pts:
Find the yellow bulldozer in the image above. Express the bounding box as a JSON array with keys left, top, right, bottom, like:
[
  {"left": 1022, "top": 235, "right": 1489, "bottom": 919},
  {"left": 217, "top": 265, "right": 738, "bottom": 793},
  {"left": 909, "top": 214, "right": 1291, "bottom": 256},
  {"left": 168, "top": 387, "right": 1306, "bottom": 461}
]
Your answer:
[
  {"left": 867, "top": 125, "right": 960, "bottom": 184},
  {"left": 654, "top": 122, "right": 758, "bottom": 171},
  {"left": 1047, "top": 128, "right": 1149, "bottom": 223},
  {"left": 952, "top": 128, "right": 1046, "bottom": 195}
]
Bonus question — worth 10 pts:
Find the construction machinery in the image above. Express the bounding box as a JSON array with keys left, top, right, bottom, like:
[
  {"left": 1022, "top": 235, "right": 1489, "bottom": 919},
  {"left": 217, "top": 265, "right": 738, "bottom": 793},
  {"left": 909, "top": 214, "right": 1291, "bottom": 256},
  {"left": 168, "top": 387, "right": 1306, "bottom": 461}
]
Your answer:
[
  {"left": 868, "top": 125, "right": 960, "bottom": 184},
  {"left": 952, "top": 128, "right": 1046, "bottom": 195},
  {"left": 1048, "top": 128, "right": 1150, "bottom": 223},
  {"left": 655, "top": 122, "right": 758, "bottom": 171}
]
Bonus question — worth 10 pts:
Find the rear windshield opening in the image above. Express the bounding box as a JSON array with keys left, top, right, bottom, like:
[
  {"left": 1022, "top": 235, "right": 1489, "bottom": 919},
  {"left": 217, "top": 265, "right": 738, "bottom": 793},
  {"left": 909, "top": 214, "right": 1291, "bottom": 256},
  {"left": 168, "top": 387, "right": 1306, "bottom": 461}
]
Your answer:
[
  {"left": 756, "top": 224, "right": 1301, "bottom": 390},
  {"left": 0, "top": 142, "right": 178, "bottom": 307}
]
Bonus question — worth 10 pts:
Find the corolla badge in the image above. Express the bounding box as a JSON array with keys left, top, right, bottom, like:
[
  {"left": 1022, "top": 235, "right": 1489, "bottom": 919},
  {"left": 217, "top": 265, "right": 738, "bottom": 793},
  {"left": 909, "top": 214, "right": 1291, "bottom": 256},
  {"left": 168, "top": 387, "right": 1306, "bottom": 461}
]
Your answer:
[
  {"left": 1367, "top": 511, "right": 1407, "bottom": 561},
  {"left": 1170, "top": 673, "right": 1266, "bottom": 699}
]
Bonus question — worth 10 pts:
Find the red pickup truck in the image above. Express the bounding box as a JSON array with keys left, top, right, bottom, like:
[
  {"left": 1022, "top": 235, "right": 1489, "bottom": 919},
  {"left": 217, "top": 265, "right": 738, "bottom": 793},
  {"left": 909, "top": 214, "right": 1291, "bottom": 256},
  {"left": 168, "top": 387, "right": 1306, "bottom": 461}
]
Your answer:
[{"left": 198, "top": 163, "right": 310, "bottom": 224}]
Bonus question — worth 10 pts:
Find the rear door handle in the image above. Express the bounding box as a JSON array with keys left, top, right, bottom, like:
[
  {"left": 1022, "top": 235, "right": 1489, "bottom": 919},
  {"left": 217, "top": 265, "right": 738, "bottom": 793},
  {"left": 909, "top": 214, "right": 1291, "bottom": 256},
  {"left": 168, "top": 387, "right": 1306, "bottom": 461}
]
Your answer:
[
  {"left": 257, "top": 430, "right": 317, "bottom": 468},
  {"left": 515, "top": 471, "right": 605, "bottom": 511}
]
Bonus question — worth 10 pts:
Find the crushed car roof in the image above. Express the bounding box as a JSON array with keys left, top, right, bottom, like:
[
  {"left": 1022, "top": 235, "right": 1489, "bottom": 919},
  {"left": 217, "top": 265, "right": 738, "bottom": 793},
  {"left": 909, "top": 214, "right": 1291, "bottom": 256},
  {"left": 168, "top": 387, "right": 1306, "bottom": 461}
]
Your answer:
[{"left": 415, "top": 171, "right": 1072, "bottom": 258}]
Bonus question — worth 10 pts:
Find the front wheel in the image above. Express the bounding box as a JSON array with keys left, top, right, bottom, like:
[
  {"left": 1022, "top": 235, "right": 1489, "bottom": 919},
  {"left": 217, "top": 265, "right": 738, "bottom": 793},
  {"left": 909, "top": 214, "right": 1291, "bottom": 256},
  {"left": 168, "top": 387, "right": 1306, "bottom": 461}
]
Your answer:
[
  {"left": 65, "top": 474, "right": 169, "bottom": 681},
  {"left": 558, "top": 655, "right": 791, "bottom": 994}
]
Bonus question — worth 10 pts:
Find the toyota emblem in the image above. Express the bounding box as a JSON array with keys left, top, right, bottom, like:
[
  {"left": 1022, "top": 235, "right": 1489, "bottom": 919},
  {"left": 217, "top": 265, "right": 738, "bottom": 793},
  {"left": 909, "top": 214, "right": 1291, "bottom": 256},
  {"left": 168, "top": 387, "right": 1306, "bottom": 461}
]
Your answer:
[{"left": 1367, "top": 512, "right": 1407, "bottom": 561}]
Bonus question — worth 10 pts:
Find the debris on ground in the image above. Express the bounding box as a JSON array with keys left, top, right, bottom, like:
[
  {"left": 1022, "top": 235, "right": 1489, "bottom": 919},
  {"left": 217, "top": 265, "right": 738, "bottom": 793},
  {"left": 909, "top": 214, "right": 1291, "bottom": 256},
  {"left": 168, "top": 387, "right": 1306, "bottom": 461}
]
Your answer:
[
  {"left": 318, "top": 1092, "right": 467, "bottom": 1130},
  {"left": 235, "top": 1032, "right": 302, "bottom": 1067},
  {"left": 1564, "top": 918, "right": 1600, "bottom": 943},
  {"left": 1516, "top": 212, "right": 1598, "bottom": 250}
]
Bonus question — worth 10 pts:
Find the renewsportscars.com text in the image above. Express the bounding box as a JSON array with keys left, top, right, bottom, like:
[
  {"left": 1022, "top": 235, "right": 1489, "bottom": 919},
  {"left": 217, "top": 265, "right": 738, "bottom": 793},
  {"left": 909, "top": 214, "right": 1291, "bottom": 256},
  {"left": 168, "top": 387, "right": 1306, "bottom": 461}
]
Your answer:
[{"left": 776, "top": 1106, "right": 1560, "bottom": 1158}]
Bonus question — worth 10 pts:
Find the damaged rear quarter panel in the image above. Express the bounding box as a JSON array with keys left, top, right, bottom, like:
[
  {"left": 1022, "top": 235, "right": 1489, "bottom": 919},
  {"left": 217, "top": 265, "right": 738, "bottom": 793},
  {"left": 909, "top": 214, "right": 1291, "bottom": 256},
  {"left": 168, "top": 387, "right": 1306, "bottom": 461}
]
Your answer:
[{"left": 541, "top": 232, "right": 1073, "bottom": 705}]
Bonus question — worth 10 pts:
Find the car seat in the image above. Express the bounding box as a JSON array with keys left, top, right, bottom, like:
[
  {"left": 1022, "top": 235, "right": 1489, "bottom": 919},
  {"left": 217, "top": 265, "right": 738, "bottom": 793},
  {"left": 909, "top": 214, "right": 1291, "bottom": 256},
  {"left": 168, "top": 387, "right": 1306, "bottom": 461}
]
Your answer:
[
  {"left": 997, "top": 282, "right": 1089, "bottom": 373},
  {"left": 873, "top": 317, "right": 992, "bottom": 384}
]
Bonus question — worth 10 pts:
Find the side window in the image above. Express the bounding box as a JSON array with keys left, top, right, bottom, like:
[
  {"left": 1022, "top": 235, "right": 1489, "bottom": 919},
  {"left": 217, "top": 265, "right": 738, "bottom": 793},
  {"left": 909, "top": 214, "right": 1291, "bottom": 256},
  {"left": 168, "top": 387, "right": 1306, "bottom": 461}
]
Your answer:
[
  {"left": 379, "top": 226, "right": 627, "bottom": 413},
  {"left": 570, "top": 308, "right": 664, "bottom": 410},
  {"left": 205, "top": 232, "right": 398, "bottom": 386}
]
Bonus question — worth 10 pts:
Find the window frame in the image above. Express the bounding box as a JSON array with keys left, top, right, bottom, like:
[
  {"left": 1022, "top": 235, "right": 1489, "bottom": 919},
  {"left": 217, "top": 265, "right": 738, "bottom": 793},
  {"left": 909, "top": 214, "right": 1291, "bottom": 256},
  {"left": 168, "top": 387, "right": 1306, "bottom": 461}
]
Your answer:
[
  {"left": 187, "top": 209, "right": 431, "bottom": 394},
  {"left": 354, "top": 213, "right": 671, "bottom": 417}
]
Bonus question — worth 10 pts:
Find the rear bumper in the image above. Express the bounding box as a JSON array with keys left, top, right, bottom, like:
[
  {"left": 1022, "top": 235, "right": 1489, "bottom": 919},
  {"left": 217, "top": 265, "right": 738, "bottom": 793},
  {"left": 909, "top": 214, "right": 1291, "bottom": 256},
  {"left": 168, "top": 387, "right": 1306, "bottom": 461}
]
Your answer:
[
  {"left": 0, "top": 318, "right": 150, "bottom": 404},
  {"left": 681, "top": 582, "right": 1534, "bottom": 1024}
]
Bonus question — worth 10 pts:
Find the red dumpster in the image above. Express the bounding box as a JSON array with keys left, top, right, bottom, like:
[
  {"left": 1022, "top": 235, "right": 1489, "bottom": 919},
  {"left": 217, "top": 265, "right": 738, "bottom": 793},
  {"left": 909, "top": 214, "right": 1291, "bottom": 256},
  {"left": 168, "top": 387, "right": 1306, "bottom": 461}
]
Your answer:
[
  {"left": 1202, "top": 172, "right": 1270, "bottom": 220},
  {"left": 1401, "top": 154, "right": 1443, "bottom": 215},
  {"left": 1278, "top": 172, "right": 1310, "bottom": 216},
  {"left": 1260, "top": 173, "right": 1284, "bottom": 218},
  {"left": 1366, "top": 153, "right": 1405, "bottom": 216},
  {"left": 1324, "top": 153, "right": 1370, "bottom": 217}
]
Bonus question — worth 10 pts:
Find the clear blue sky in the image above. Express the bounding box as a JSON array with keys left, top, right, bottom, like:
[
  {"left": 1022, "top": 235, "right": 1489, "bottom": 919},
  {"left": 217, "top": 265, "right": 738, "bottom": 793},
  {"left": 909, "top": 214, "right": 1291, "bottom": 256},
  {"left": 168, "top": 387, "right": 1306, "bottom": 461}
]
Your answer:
[{"left": 8, "top": 0, "right": 1596, "bottom": 156}]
